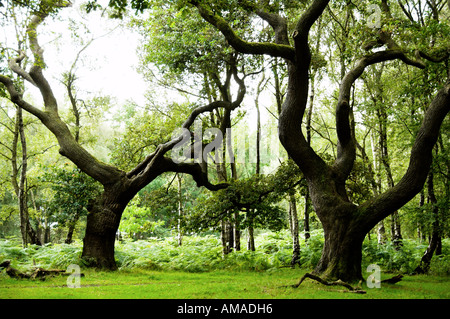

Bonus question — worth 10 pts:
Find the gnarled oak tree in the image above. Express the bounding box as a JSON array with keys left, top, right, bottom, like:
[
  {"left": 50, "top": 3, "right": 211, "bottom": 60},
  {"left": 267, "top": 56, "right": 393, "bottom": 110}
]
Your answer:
[
  {"left": 187, "top": 0, "right": 449, "bottom": 281},
  {"left": 0, "top": 0, "right": 238, "bottom": 269}
]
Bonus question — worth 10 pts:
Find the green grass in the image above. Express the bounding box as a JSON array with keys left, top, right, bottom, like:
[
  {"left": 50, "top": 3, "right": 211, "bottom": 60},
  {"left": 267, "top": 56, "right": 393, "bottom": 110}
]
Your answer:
[
  {"left": 1, "top": 233, "right": 449, "bottom": 299},
  {"left": 1, "top": 268, "right": 449, "bottom": 299}
]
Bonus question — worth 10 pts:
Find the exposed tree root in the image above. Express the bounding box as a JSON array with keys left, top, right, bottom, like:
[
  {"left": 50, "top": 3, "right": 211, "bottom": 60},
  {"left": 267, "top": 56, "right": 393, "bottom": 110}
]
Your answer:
[
  {"left": 381, "top": 274, "right": 403, "bottom": 284},
  {"left": 0, "top": 260, "right": 84, "bottom": 280},
  {"left": 289, "top": 272, "right": 404, "bottom": 294},
  {"left": 291, "top": 273, "right": 367, "bottom": 294}
]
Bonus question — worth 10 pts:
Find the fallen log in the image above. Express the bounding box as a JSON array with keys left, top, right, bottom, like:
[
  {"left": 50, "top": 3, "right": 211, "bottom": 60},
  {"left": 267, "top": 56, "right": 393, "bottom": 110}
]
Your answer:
[
  {"left": 0, "top": 260, "right": 31, "bottom": 279},
  {"left": 0, "top": 260, "right": 84, "bottom": 280}
]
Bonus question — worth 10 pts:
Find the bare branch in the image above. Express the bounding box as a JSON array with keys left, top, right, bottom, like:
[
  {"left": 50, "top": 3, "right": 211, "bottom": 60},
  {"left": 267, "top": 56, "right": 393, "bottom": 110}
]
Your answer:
[
  {"left": 0, "top": 74, "right": 46, "bottom": 119},
  {"left": 8, "top": 51, "right": 37, "bottom": 86}
]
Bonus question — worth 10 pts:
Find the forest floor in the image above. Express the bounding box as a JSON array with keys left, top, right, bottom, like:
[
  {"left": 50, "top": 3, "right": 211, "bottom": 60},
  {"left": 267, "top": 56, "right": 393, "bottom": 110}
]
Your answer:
[{"left": 0, "top": 268, "right": 449, "bottom": 299}]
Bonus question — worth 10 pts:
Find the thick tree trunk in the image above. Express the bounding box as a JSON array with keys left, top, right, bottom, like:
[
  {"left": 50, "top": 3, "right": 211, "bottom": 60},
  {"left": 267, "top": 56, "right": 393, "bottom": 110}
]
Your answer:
[
  {"left": 81, "top": 183, "right": 133, "bottom": 269},
  {"left": 82, "top": 209, "right": 121, "bottom": 269},
  {"left": 313, "top": 218, "right": 365, "bottom": 282}
]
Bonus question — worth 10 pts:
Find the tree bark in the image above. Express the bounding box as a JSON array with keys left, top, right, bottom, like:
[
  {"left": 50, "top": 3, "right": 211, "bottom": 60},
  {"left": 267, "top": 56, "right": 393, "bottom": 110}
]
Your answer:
[
  {"left": 288, "top": 196, "right": 301, "bottom": 268},
  {"left": 247, "top": 217, "right": 255, "bottom": 251},
  {"left": 65, "top": 212, "right": 80, "bottom": 244},
  {"left": 313, "top": 214, "right": 365, "bottom": 282},
  {"left": 303, "top": 193, "right": 311, "bottom": 243},
  {"left": 15, "top": 106, "right": 41, "bottom": 246},
  {"left": 81, "top": 181, "right": 133, "bottom": 269},
  {"left": 177, "top": 174, "right": 183, "bottom": 247}
]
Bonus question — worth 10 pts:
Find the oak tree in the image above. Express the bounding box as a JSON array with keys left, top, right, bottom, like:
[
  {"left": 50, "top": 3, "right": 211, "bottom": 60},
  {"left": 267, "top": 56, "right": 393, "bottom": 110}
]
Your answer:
[
  {"left": 0, "top": 0, "right": 234, "bottom": 269},
  {"left": 184, "top": 0, "right": 449, "bottom": 281}
]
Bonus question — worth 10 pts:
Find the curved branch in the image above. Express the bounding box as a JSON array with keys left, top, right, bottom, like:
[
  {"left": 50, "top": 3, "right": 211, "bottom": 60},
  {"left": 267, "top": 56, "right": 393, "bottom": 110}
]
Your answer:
[
  {"left": 191, "top": 1, "right": 295, "bottom": 61},
  {"left": 0, "top": 75, "right": 46, "bottom": 119},
  {"left": 255, "top": 9, "right": 290, "bottom": 46},
  {"left": 128, "top": 63, "right": 247, "bottom": 181},
  {"left": 1, "top": 5, "right": 124, "bottom": 187},
  {"left": 334, "top": 49, "right": 427, "bottom": 180},
  {"left": 361, "top": 80, "right": 450, "bottom": 229},
  {"left": 8, "top": 51, "right": 37, "bottom": 86},
  {"left": 161, "top": 157, "right": 228, "bottom": 191},
  {"left": 295, "top": 0, "right": 330, "bottom": 40},
  {"left": 26, "top": 11, "right": 59, "bottom": 113},
  {"left": 417, "top": 49, "right": 450, "bottom": 63}
]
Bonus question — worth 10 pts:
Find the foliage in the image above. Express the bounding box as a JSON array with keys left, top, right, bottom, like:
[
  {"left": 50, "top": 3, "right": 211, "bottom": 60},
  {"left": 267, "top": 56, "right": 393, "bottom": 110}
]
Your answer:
[
  {"left": 0, "top": 239, "right": 83, "bottom": 270},
  {"left": 110, "top": 101, "right": 193, "bottom": 171},
  {"left": 38, "top": 165, "right": 101, "bottom": 230},
  {"left": 2, "top": 232, "right": 449, "bottom": 277},
  {"left": 185, "top": 160, "right": 303, "bottom": 231},
  {"left": 119, "top": 196, "right": 167, "bottom": 239}
]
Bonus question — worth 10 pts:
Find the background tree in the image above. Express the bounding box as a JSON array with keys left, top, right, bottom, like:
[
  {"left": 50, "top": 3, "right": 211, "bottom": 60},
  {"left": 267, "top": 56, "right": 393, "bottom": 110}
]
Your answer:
[{"left": 40, "top": 165, "right": 101, "bottom": 244}]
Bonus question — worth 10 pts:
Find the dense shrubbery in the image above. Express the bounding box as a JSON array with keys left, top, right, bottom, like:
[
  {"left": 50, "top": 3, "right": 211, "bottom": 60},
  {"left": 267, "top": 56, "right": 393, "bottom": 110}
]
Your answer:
[
  {"left": 1, "top": 231, "right": 449, "bottom": 276},
  {"left": 0, "top": 239, "right": 83, "bottom": 270}
]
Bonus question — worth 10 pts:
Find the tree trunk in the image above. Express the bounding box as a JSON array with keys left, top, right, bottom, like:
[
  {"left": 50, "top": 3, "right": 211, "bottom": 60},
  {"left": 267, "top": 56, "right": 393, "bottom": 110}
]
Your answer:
[
  {"left": 377, "top": 221, "right": 387, "bottom": 244},
  {"left": 247, "top": 214, "right": 255, "bottom": 251},
  {"left": 377, "top": 96, "right": 403, "bottom": 248},
  {"left": 390, "top": 211, "right": 403, "bottom": 248},
  {"left": 16, "top": 106, "right": 41, "bottom": 247},
  {"left": 81, "top": 183, "right": 134, "bottom": 269},
  {"left": 177, "top": 174, "right": 183, "bottom": 246},
  {"left": 288, "top": 196, "right": 301, "bottom": 268},
  {"left": 221, "top": 219, "right": 233, "bottom": 255},
  {"left": 65, "top": 216, "right": 78, "bottom": 244},
  {"left": 313, "top": 216, "right": 365, "bottom": 282},
  {"left": 234, "top": 211, "right": 240, "bottom": 251},
  {"left": 304, "top": 192, "right": 311, "bottom": 243}
]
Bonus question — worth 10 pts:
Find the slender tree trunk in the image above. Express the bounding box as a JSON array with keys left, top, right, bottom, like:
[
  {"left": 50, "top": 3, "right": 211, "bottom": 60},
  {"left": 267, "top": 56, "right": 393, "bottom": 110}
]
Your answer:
[
  {"left": 303, "top": 76, "right": 315, "bottom": 245},
  {"left": 247, "top": 217, "right": 255, "bottom": 251},
  {"left": 289, "top": 196, "right": 300, "bottom": 268},
  {"left": 15, "top": 107, "right": 40, "bottom": 246},
  {"left": 377, "top": 100, "right": 403, "bottom": 247},
  {"left": 177, "top": 174, "right": 183, "bottom": 246},
  {"left": 234, "top": 211, "right": 240, "bottom": 251},
  {"left": 377, "top": 221, "right": 387, "bottom": 244},
  {"left": 65, "top": 213, "right": 80, "bottom": 244},
  {"left": 304, "top": 192, "right": 311, "bottom": 243}
]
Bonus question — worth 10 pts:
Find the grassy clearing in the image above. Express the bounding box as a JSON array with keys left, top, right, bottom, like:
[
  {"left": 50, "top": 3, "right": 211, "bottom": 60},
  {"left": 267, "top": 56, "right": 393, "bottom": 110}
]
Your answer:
[
  {"left": 1, "top": 232, "right": 449, "bottom": 299},
  {"left": 1, "top": 268, "right": 449, "bottom": 299}
]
